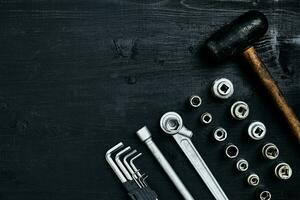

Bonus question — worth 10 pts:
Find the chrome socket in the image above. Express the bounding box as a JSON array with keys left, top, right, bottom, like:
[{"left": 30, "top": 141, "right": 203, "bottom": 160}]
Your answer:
[
  {"left": 189, "top": 95, "right": 202, "bottom": 108},
  {"left": 274, "top": 162, "right": 292, "bottom": 180},
  {"left": 247, "top": 173, "right": 260, "bottom": 186},
  {"left": 211, "top": 78, "right": 234, "bottom": 99},
  {"left": 236, "top": 159, "right": 249, "bottom": 172},
  {"left": 259, "top": 190, "right": 272, "bottom": 200},
  {"left": 225, "top": 144, "right": 239, "bottom": 159},
  {"left": 201, "top": 112, "right": 213, "bottom": 124},
  {"left": 248, "top": 121, "right": 266, "bottom": 140},
  {"left": 262, "top": 143, "right": 279, "bottom": 160},
  {"left": 230, "top": 101, "right": 249, "bottom": 120},
  {"left": 213, "top": 127, "right": 227, "bottom": 142}
]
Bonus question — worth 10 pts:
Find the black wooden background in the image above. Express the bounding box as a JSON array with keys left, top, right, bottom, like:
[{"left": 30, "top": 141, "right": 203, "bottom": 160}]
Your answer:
[{"left": 0, "top": 0, "right": 299, "bottom": 200}]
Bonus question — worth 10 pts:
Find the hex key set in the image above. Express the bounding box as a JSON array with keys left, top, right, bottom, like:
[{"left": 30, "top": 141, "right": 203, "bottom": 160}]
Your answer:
[
  {"left": 105, "top": 142, "right": 158, "bottom": 200},
  {"left": 105, "top": 10, "right": 298, "bottom": 200}
]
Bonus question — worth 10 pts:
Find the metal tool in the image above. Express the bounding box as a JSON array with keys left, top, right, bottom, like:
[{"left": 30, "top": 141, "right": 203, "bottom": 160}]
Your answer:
[
  {"left": 248, "top": 121, "right": 266, "bottom": 140},
  {"left": 123, "top": 150, "right": 144, "bottom": 188},
  {"left": 230, "top": 101, "right": 249, "bottom": 120},
  {"left": 189, "top": 95, "right": 202, "bottom": 108},
  {"left": 258, "top": 190, "right": 272, "bottom": 200},
  {"left": 211, "top": 78, "right": 234, "bottom": 99},
  {"left": 247, "top": 173, "right": 260, "bottom": 186},
  {"left": 205, "top": 10, "right": 300, "bottom": 141},
  {"left": 106, "top": 142, "right": 127, "bottom": 183},
  {"left": 160, "top": 111, "right": 229, "bottom": 200},
  {"left": 274, "top": 162, "right": 292, "bottom": 180},
  {"left": 213, "top": 127, "right": 227, "bottom": 142},
  {"left": 105, "top": 142, "right": 158, "bottom": 200},
  {"left": 262, "top": 143, "right": 279, "bottom": 160},
  {"left": 130, "top": 153, "right": 145, "bottom": 186},
  {"left": 201, "top": 112, "right": 213, "bottom": 124},
  {"left": 136, "top": 126, "right": 194, "bottom": 200},
  {"left": 236, "top": 159, "right": 249, "bottom": 172},
  {"left": 225, "top": 144, "right": 239, "bottom": 159},
  {"left": 115, "top": 146, "right": 133, "bottom": 181}
]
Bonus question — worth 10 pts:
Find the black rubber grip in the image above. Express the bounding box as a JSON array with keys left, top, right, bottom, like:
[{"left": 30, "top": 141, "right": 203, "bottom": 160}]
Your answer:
[{"left": 123, "top": 181, "right": 158, "bottom": 200}]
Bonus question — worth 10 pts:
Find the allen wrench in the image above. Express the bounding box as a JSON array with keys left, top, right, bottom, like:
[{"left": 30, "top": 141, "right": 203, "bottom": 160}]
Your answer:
[
  {"left": 124, "top": 150, "right": 143, "bottom": 188},
  {"left": 129, "top": 153, "right": 148, "bottom": 187},
  {"left": 105, "top": 142, "right": 127, "bottom": 183},
  {"left": 130, "top": 153, "right": 143, "bottom": 180},
  {"left": 115, "top": 146, "right": 133, "bottom": 181},
  {"left": 105, "top": 142, "right": 158, "bottom": 200}
]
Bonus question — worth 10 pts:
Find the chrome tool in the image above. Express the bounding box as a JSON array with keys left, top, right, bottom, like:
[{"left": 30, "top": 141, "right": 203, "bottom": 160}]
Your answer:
[
  {"left": 137, "top": 126, "right": 195, "bottom": 200},
  {"left": 105, "top": 142, "right": 158, "bottom": 200},
  {"left": 160, "top": 111, "right": 229, "bottom": 200}
]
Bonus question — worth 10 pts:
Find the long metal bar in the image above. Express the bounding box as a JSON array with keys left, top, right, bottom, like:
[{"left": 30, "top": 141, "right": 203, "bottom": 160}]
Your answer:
[{"left": 137, "top": 126, "right": 195, "bottom": 200}]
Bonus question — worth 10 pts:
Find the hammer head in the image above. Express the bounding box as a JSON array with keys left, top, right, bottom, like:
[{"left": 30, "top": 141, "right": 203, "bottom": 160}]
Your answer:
[{"left": 205, "top": 10, "right": 268, "bottom": 62}]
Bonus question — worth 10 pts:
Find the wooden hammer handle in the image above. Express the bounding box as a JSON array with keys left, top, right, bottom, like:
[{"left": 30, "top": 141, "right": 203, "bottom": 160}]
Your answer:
[{"left": 243, "top": 47, "right": 300, "bottom": 142}]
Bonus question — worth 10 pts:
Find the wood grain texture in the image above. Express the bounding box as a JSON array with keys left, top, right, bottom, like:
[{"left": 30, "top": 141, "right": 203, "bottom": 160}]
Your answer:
[
  {"left": 243, "top": 47, "right": 300, "bottom": 141},
  {"left": 0, "top": 0, "right": 299, "bottom": 200}
]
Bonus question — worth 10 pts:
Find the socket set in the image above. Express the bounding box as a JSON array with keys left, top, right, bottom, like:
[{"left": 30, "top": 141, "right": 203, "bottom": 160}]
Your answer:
[{"left": 105, "top": 77, "right": 293, "bottom": 200}]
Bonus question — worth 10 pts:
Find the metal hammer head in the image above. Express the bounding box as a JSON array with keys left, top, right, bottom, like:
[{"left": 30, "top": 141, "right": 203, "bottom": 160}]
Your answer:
[{"left": 205, "top": 10, "right": 268, "bottom": 62}]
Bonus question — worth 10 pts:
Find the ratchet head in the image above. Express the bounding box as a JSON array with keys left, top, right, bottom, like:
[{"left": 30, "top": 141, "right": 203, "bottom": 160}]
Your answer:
[
  {"left": 160, "top": 112, "right": 193, "bottom": 138},
  {"left": 160, "top": 112, "right": 183, "bottom": 135}
]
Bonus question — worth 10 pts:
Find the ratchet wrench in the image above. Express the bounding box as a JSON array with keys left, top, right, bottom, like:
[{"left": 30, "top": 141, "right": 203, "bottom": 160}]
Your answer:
[{"left": 160, "top": 112, "right": 229, "bottom": 200}]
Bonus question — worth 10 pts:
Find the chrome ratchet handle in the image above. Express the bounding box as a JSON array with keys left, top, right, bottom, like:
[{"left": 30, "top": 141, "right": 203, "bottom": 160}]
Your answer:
[
  {"left": 173, "top": 132, "right": 229, "bottom": 200},
  {"left": 160, "top": 112, "right": 229, "bottom": 200}
]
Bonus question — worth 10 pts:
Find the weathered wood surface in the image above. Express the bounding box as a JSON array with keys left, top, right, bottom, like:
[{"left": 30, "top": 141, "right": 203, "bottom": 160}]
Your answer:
[{"left": 0, "top": 0, "right": 299, "bottom": 200}]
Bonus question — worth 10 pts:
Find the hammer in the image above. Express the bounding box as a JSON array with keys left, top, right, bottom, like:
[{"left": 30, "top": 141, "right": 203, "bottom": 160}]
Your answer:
[{"left": 205, "top": 10, "right": 300, "bottom": 142}]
